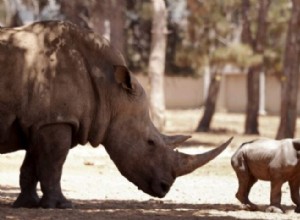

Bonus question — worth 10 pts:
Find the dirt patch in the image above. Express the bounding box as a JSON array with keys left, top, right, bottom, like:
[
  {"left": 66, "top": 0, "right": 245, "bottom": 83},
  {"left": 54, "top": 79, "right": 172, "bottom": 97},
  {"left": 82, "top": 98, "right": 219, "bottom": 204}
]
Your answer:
[{"left": 1, "top": 110, "right": 300, "bottom": 219}]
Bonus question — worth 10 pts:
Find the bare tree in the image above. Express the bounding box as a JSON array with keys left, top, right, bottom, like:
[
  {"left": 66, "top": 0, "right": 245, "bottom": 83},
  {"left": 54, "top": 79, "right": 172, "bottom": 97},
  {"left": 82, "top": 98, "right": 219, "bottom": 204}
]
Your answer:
[
  {"left": 109, "top": 0, "right": 126, "bottom": 54},
  {"left": 3, "top": 0, "right": 126, "bottom": 55},
  {"left": 3, "top": 0, "right": 39, "bottom": 26},
  {"left": 196, "top": 67, "right": 221, "bottom": 132},
  {"left": 3, "top": 0, "right": 63, "bottom": 26},
  {"left": 148, "top": 0, "right": 167, "bottom": 130},
  {"left": 60, "top": 0, "right": 126, "bottom": 53},
  {"left": 59, "top": 1, "right": 90, "bottom": 29},
  {"left": 242, "top": 0, "right": 270, "bottom": 135},
  {"left": 276, "top": 0, "right": 300, "bottom": 139},
  {"left": 3, "top": 0, "right": 17, "bottom": 25}
]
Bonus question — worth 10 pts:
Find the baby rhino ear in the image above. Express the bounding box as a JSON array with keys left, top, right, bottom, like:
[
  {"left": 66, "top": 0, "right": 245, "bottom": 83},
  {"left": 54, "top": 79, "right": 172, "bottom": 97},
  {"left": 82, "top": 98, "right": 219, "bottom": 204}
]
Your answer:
[{"left": 114, "top": 65, "right": 133, "bottom": 90}]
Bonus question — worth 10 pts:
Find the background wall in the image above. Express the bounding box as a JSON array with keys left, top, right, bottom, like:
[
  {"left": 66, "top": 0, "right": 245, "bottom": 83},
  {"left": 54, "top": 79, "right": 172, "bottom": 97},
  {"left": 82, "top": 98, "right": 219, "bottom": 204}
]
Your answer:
[{"left": 137, "top": 74, "right": 300, "bottom": 115}]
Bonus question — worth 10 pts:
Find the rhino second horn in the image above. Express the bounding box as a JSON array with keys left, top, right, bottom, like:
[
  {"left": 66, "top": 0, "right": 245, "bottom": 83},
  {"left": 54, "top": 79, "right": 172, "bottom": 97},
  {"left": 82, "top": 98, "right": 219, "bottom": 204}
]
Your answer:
[
  {"left": 162, "top": 134, "right": 191, "bottom": 148},
  {"left": 174, "top": 137, "right": 233, "bottom": 177}
]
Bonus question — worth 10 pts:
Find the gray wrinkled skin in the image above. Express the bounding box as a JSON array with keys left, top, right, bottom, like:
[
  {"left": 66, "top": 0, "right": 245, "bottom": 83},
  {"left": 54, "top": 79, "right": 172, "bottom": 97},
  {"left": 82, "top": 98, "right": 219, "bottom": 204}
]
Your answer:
[
  {"left": 231, "top": 138, "right": 300, "bottom": 213},
  {"left": 0, "top": 21, "right": 232, "bottom": 209}
]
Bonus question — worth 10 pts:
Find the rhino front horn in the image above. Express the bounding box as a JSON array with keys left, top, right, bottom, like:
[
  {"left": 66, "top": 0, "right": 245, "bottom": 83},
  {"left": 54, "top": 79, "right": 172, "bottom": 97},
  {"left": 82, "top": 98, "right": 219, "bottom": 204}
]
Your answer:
[{"left": 174, "top": 137, "right": 233, "bottom": 177}]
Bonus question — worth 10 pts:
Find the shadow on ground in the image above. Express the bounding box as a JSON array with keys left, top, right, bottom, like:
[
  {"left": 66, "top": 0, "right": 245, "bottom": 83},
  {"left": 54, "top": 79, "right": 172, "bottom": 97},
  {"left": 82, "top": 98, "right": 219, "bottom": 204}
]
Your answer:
[
  {"left": 0, "top": 186, "right": 295, "bottom": 220},
  {"left": 0, "top": 199, "right": 250, "bottom": 220}
]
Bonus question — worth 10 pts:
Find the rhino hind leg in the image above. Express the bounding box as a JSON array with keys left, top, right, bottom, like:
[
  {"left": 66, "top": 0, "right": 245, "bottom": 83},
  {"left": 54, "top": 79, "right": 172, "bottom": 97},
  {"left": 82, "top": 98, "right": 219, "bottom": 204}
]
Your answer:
[
  {"left": 235, "top": 173, "right": 258, "bottom": 211},
  {"left": 231, "top": 154, "right": 258, "bottom": 211},
  {"left": 289, "top": 179, "right": 300, "bottom": 213},
  {"left": 13, "top": 152, "right": 39, "bottom": 208},
  {"left": 30, "top": 124, "right": 73, "bottom": 209}
]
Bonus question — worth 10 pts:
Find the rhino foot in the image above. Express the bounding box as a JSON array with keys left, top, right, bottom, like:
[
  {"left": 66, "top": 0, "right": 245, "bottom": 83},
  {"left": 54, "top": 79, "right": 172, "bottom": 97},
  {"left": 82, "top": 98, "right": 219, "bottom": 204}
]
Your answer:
[
  {"left": 240, "top": 203, "right": 258, "bottom": 211},
  {"left": 265, "top": 205, "right": 284, "bottom": 213},
  {"left": 13, "top": 192, "right": 40, "bottom": 208},
  {"left": 236, "top": 193, "right": 258, "bottom": 211},
  {"left": 39, "top": 195, "right": 73, "bottom": 209}
]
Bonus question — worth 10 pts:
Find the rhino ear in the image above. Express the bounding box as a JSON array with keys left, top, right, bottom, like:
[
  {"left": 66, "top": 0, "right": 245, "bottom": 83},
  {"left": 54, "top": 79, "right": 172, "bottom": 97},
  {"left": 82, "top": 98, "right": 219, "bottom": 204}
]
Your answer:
[{"left": 114, "top": 65, "right": 133, "bottom": 90}]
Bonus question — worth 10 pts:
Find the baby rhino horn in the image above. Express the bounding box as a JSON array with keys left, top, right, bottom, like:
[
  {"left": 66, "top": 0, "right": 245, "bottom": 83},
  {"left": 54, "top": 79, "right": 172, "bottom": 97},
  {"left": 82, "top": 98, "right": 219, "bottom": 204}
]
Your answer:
[{"left": 174, "top": 137, "right": 233, "bottom": 177}]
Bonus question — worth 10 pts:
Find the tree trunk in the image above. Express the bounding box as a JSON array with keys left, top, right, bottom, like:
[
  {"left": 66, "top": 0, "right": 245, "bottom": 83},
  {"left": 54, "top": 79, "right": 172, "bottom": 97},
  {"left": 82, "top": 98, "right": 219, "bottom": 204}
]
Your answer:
[
  {"left": 109, "top": 0, "right": 126, "bottom": 54},
  {"left": 243, "top": 0, "right": 270, "bottom": 135},
  {"left": 90, "top": 0, "right": 111, "bottom": 38},
  {"left": 196, "top": 70, "right": 221, "bottom": 132},
  {"left": 276, "top": 0, "right": 300, "bottom": 139},
  {"left": 4, "top": 0, "right": 39, "bottom": 26},
  {"left": 60, "top": 1, "right": 91, "bottom": 29},
  {"left": 3, "top": 0, "right": 17, "bottom": 26},
  {"left": 148, "top": 0, "right": 167, "bottom": 130},
  {"left": 245, "top": 65, "right": 260, "bottom": 134}
]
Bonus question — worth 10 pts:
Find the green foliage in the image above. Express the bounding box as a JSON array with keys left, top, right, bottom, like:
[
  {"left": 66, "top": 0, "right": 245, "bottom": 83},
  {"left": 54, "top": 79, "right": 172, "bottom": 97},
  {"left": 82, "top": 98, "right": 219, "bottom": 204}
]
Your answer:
[
  {"left": 179, "top": 0, "right": 290, "bottom": 76},
  {"left": 0, "top": 0, "right": 291, "bottom": 76},
  {"left": 264, "top": 0, "right": 291, "bottom": 75},
  {"left": 126, "top": 1, "right": 152, "bottom": 72},
  {"left": 125, "top": 0, "right": 290, "bottom": 76},
  {"left": 175, "top": 0, "right": 243, "bottom": 74},
  {"left": 210, "top": 43, "right": 262, "bottom": 68}
]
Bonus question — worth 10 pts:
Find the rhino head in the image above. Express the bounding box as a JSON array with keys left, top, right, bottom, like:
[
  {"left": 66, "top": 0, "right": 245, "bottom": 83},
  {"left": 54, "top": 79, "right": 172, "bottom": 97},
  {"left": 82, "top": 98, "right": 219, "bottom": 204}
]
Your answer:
[{"left": 103, "top": 65, "right": 232, "bottom": 198}]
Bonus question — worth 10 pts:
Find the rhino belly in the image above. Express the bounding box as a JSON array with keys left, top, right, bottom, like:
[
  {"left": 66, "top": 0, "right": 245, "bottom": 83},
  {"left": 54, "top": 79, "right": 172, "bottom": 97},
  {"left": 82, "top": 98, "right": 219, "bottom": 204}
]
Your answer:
[{"left": 247, "top": 160, "right": 271, "bottom": 181}]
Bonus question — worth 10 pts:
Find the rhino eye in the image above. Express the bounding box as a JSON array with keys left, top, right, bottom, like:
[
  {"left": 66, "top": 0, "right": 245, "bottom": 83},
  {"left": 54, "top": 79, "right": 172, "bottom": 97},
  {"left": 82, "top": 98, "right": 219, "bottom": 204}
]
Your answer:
[{"left": 147, "top": 139, "right": 155, "bottom": 146}]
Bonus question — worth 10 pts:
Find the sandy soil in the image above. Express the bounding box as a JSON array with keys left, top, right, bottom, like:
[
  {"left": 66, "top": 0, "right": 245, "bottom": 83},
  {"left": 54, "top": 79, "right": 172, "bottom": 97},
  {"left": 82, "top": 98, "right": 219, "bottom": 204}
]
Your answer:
[{"left": 1, "top": 110, "right": 300, "bottom": 220}]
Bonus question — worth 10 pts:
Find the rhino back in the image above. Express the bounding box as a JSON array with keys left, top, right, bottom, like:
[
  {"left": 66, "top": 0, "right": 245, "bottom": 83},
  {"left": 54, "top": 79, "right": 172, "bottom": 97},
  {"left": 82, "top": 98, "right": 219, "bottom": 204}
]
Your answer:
[
  {"left": 0, "top": 21, "right": 123, "bottom": 148},
  {"left": 237, "top": 139, "right": 298, "bottom": 180}
]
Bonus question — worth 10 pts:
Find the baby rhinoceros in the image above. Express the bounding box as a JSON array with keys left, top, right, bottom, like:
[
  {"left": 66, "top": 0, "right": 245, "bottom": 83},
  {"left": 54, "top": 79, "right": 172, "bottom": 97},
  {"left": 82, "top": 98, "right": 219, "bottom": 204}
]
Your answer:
[{"left": 231, "top": 138, "right": 300, "bottom": 213}]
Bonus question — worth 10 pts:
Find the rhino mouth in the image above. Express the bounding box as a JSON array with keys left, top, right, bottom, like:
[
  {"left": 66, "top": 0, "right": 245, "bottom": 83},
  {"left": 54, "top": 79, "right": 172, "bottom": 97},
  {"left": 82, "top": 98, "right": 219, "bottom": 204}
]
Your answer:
[
  {"left": 151, "top": 180, "right": 171, "bottom": 198},
  {"left": 138, "top": 178, "right": 172, "bottom": 198}
]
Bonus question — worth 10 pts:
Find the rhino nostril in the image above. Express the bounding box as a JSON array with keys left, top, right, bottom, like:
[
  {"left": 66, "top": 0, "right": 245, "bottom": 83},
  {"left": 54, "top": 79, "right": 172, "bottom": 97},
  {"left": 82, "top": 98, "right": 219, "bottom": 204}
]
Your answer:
[
  {"left": 160, "top": 182, "right": 170, "bottom": 193},
  {"left": 147, "top": 139, "right": 155, "bottom": 146}
]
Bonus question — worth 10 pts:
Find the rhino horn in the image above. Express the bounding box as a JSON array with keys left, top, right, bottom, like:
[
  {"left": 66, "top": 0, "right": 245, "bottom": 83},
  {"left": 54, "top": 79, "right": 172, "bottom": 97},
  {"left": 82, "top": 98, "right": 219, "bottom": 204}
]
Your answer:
[
  {"left": 174, "top": 137, "right": 233, "bottom": 177},
  {"left": 162, "top": 134, "right": 191, "bottom": 148}
]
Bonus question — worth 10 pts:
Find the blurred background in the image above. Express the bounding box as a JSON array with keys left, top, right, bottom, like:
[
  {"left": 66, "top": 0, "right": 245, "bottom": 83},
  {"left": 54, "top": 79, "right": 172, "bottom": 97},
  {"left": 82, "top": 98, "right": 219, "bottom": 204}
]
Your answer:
[{"left": 0, "top": 0, "right": 299, "bottom": 139}]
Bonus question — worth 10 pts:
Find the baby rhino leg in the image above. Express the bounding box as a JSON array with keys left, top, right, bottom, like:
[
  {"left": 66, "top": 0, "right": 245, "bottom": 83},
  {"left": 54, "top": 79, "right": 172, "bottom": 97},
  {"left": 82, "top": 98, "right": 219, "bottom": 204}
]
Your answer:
[
  {"left": 265, "top": 180, "right": 284, "bottom": 213},
  {"left": 235, "top": 172, "right": 258, "bottom": 210},
  {"left": 231, "top": 155, "right": 258, "bottom": 211}
]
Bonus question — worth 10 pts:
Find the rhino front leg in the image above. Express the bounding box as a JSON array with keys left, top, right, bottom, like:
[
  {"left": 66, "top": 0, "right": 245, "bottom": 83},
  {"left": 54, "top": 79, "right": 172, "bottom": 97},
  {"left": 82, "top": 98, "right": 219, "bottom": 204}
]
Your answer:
[
  {"left": 289, "top": 179, "right": 300, "bottom": 213},
  {"left": 13, "top": 152, "right": 39, "bottom": 208},
  {"left": 266, "top": 181, "right": 284, "bottom": 213},
  {"left": 31, "top": 124, "right": 73, "bottom": 209}
]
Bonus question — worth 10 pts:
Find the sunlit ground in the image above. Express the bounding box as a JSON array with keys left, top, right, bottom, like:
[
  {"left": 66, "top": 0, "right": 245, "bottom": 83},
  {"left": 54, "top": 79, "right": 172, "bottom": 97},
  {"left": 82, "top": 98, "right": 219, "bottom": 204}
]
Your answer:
[{"left": 1, "top": 109, "right": 300, "bottom": 220}]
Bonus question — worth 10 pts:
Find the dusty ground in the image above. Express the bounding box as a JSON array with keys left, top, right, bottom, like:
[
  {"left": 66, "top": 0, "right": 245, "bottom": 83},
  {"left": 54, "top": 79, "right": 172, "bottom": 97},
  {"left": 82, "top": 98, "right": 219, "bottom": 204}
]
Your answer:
[{"left": 1, "top": 109, "right": 300, "bottom": 220}]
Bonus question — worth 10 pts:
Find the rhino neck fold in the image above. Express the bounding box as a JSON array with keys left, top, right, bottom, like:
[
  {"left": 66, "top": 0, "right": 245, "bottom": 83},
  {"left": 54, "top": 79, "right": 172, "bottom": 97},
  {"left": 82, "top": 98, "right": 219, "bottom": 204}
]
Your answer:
[
  {"left": 87, "top": 89, "right": 112, "bottom": 147},
  {"left": 85, "top": 69, "right": 112, "bottom": 147},
  {"left": 73, "top": 28, "right": 124, "bottom": 148}
]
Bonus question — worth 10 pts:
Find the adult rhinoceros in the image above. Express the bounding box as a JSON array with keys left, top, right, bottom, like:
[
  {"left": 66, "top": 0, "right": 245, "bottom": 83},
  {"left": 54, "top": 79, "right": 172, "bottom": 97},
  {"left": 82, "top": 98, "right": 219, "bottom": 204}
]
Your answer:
[{"left": 0, "top": 20, "right": 232, "bottom": 209}]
